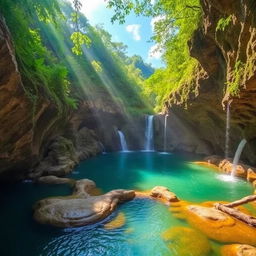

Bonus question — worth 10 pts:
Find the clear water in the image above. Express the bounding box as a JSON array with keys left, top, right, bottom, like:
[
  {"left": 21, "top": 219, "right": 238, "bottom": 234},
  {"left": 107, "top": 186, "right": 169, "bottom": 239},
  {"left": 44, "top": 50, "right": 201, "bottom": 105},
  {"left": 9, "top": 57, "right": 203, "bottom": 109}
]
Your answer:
[{"left": 0, "top": 152, "right": 253, "bottom": 256}]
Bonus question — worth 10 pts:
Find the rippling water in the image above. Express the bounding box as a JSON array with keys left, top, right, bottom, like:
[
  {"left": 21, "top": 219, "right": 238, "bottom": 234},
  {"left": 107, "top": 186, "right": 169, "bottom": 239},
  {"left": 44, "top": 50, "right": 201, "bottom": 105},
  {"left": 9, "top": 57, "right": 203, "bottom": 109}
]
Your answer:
[{"left": 0, "top": 152, "right": 253, "bottom": 256}]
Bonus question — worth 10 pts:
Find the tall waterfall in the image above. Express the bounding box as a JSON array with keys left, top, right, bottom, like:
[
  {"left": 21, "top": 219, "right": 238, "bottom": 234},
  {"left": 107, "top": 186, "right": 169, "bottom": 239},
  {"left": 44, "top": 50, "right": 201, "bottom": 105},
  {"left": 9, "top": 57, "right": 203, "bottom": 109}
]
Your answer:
[
  {"left": 145, "top": 115, "right": 154, "bottom": 151},
  {"left": 163, "top": 114, "right": 168, "bottom": 152},
  {"left": 118, "top": 130, "right": 129, "bottom": 152},
  {"left": 225, "top": 101, "right": 231, "bottom": 159},
  {"left": 231, "top": 139, "right": 247, "bottom": 177}
]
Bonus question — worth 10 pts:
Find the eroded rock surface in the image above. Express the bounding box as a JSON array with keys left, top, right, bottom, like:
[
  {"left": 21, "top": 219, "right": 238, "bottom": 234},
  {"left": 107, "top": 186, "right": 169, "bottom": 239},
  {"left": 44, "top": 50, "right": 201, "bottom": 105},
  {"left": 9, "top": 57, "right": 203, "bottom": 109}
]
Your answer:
[
  {"left": 162, "top": 0, "right": 256, "bottom": 165},
  {"left": 33, "top": 179, "right": 135, "bottom": 227},
  {"left": 199, "top": 155, "right": 256, "bottom": 182},
  {"left": 188, "top": 205, "right": 235, "bottom": 224},
  {"left": 36, "top": 175, "right": 75, "bottom": 186},
  {"left": 221, "top": 244, "right": 256, "bottom": 256},
  {"left": 150, "top": 186, "right": 179, "bottom": 203},
  {"left": 162, "top": 226, "right": 211, "bottom": 256}
]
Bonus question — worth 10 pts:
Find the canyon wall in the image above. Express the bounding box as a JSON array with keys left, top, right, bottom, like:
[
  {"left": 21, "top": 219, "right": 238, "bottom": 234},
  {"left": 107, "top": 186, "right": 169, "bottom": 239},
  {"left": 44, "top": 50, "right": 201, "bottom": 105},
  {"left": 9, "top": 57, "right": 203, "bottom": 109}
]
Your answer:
[
  {"left": 161, "top": 0, "right": 256, "bottom": 164},
  {"left": 0, "top": 16, "right": 138, "bottom": 181}
]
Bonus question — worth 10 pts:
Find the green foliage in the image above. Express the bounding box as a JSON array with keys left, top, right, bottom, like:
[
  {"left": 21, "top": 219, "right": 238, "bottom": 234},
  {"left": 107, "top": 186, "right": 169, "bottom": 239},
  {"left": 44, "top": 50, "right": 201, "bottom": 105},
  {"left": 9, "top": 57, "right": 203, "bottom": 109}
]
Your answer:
[
  {"left": 70, "top": 31, "right": 91, "bottom": 55},
  {"left": 216, "top": 15, "right": 232, "bottom": 32},
  {"left": 91, "top": 60, "right": 103, "bottom": 73},
  {"left": 0, "top": 0, "right": 152, "bottom": 116},
  {"left": 226, "top": 61, "right": 245, "bottom": 96},
  {"left": 0, "top": 0, "right": 77, "bottom": 111},
  {"left": 107, "top": 0, "right": 202, "bottom": 111}
]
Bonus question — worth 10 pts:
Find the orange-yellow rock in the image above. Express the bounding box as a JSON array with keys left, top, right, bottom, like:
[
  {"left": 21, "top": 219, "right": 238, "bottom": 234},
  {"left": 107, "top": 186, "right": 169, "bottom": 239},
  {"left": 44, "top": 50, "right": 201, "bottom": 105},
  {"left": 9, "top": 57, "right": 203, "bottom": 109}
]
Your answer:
[
  {"left": 218, "top": 160, "right": 247, "bottom": 178},
  {"left": 247, "top": 169, "right": 256, "bottom": 183},
  {"left": 104, "top": 212, "right": 126, "bottom": 229},
  {"left": 185, "top": 205, "right": 256, "bottom": 245},
  {"left": 162, "top": 227, "right": 211, "bottom": 256},
  {"left": 221, "top": 244, "right": 256, "bottom": 256}
]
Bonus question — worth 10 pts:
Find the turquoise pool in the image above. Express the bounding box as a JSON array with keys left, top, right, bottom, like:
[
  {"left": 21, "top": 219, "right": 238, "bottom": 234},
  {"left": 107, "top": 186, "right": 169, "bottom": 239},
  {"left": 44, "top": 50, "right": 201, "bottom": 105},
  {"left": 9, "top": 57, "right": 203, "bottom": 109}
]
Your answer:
[{"left": 0, "top": 152, "right": 253, "bottom": 255}]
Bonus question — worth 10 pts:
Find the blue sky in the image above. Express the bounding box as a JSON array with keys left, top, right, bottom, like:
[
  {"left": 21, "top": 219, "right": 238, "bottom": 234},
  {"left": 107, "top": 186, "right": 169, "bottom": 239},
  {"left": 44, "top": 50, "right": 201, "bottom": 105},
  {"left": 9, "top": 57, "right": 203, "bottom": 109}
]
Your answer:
[{"left": 79, "top": 0, "right": 164, "bottom": 68}]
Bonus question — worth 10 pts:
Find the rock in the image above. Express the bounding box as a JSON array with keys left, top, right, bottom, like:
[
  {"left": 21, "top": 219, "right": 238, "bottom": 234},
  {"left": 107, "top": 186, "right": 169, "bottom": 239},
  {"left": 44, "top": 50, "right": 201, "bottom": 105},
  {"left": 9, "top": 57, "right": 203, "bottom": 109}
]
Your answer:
[
  {"left": 36, "top": 176, "right": 75, "bottom": 186},
  {"left": 162, "top": 227, "right": 211, "bottom": 256},
  {"left": 247, "top": 169, "right": 256, "bottom": 183},
  {"left": 163, "top": 0, "right": 256, "bottom": 166},
  {"left": 221, "top": 244, "right": 256, "bottom": 256},
  {"left": 29, "top": 136, "right": 78, "bottom": 179},
  {"left": 188, "top": 205, "right": 233, "bottom": 223},
  {"left": 218, "top": 159, "right": 247, "bottom": 178},
  {"left": 33, "top": 179, "right": 135, "bottom": 227},
  {"left": 75, "top": 127, "right": 103, "bottom": 161},
  {"left": 150, "top": 186, "right": 179, "bottom": 203},
  {"left": 104, "top": 212, "right": 126, "bottom": 230},
  {"left": 185, "top": 205, "right": 256, "bottom": 245},
  {"left": 204, "top": 155, "right": 222, "bottom": 166},
  {"left": 72, "top": 179, "right": 96, "bottom": 197}
]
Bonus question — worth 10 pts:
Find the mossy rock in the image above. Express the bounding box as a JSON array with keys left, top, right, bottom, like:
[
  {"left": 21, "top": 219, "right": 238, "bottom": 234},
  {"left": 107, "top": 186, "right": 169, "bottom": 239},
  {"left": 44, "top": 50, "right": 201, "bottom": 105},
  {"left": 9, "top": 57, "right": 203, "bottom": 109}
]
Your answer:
[{"left": 162, "top": 226, "right": 211, "bottom": 256}]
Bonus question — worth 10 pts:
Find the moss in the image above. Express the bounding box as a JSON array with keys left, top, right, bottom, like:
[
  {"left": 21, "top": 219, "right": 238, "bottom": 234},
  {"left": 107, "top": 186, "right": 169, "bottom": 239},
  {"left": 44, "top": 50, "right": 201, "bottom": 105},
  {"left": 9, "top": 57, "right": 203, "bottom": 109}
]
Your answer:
[
  {"left": 226, "top": 60, "right": 245, "bottom": 96},
  {"left": 216, "top": 15, "right": 232, "bottom": 32}
]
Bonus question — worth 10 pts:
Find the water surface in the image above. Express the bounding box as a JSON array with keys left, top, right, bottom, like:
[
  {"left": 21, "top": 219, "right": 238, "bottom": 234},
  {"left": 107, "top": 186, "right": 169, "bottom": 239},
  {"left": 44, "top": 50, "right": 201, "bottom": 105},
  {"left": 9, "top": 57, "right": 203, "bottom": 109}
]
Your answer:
[{"left": 0, "top": 152, "right": 253, "bottom": 256}]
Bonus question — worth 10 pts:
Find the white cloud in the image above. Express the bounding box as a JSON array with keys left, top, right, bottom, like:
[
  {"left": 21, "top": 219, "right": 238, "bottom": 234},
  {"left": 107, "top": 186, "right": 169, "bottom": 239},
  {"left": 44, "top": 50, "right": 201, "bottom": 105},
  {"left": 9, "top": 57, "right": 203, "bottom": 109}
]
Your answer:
[
  {"left": 126, "top": 24, "right": 141, "bottom": 41},
  {"left": 150, "top": 15, "right": 166, "bottom": 32},
  {"left": 148, "top": 44, "right": 163, "bottom": 60},
  {"left": 79, "top": 0, "right": 106, "bottom": 20}
]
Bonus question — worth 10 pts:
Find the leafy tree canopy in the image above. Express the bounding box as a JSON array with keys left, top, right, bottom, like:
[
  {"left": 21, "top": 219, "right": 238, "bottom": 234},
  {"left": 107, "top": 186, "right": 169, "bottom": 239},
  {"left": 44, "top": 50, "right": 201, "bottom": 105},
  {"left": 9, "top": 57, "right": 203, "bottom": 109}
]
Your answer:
[{"left": 107, "top": 0, "right": 202, "bottom": 111}]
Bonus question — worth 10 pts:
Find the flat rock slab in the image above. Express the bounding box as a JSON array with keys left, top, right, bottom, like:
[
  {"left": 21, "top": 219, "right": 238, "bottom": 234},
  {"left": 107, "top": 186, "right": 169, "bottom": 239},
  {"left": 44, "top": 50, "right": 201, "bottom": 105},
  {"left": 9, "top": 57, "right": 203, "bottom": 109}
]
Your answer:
[
  {"left": 36, "top": 175, "right": 75, "bottom": 186},
  {"left": 188, "top": 205, "right": 232, "bottom": 222},
  {"left": 33, "top": 179, "right": 135, "bottom": 228}
]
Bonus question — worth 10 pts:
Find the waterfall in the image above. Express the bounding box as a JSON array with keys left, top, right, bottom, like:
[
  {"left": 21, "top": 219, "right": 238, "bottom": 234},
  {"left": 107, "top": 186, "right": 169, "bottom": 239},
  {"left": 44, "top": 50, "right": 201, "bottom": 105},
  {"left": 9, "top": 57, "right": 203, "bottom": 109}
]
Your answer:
[
  {"left": 231, "top": 139, "right": 247, "bottom": 177},
  {"left": 163, "top": 114, "right": 168, "bottom": 152},
  {"left": 118, "top": 130, "right": 129, "bottom": 152},
  {"left": 225, "top": 101, "right": 231, "bottom": 159},
  {"left": 145, "top": 115, "right": 154, "bottom": 151}
]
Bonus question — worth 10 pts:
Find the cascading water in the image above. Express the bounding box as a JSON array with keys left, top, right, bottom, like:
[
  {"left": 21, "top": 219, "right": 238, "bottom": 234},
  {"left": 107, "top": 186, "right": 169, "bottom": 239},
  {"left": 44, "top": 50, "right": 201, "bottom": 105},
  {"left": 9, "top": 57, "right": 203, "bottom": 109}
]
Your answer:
[
  {"left": 225, "top": 101, "right": 231, "bottom": 159},
  {"left": 231, "top": 139, "right": 247, "bottom": 177},
  {"left": 118, "top": 130, "right": 129, "bottom": 152},
  {"left": 144, "top": 115, "right": 154, "bottom": 151},
  {"left": 163, "top": 114, "right": 168, "bottom": 152}
]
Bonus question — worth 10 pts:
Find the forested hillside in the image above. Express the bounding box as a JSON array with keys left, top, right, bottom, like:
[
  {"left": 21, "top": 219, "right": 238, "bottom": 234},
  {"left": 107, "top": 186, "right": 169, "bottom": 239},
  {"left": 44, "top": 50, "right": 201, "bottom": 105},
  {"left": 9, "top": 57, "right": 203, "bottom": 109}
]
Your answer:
[{"left": 0, "top": 0, "right": 152, "bottom": 116}]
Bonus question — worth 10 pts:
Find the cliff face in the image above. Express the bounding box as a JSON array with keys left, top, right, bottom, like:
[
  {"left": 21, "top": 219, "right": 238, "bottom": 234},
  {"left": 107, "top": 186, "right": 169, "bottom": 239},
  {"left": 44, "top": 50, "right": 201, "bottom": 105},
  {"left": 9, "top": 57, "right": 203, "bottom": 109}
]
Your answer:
[
  {"left": 0, "top": 17, "right": 130, "bottom": 181},
  {"left": 0, "top": 16, "right": 52, "bottom": 180},
  {"left": 164, "top": 0, "right": 256, "bottom": 164}
]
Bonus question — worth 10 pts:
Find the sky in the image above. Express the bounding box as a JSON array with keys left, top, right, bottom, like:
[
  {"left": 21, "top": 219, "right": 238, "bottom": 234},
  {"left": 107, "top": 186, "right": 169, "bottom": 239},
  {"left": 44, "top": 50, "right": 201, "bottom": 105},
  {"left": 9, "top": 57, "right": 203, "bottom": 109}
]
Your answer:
[{"left": 79, "top": 0, "right": 165, "bottom": 68}]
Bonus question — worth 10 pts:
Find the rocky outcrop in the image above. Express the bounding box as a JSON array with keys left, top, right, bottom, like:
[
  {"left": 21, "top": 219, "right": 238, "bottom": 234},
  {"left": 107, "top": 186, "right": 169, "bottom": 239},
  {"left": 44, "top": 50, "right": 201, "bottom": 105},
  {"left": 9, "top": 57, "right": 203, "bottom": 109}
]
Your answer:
[
  {"left": 203, "top": 155, "right": 256, "bottom": 182},
  {"left": 221, "top": 244, "right": 256, "bottom": 256},
  {"left": 0, "top": 16, "right": 76, "bottom": 181},
  {"left": 164, "top": 0, "right": 256, "bottom": 164},
  {"left": 33, "top": 178, "right": 135, "bottom": 227},
  {"left": 36, "top": 175, "right": 75, "bottom": 185},
  {"left": 150, "top": 186, "right": 179, "bottom": 203},
  {"left": 0, "top": 15, "right": 138, "bottom": 181}
]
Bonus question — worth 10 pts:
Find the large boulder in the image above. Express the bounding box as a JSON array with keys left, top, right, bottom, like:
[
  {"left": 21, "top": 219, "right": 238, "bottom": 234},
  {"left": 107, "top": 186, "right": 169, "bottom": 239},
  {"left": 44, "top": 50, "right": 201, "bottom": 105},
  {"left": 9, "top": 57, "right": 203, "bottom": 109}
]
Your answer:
[
  {"left": 29, "top": 136, "right": 78, "bottom": 179},
  {"left": 150, "top": 186, "right": 179, "bottom": 203},
  {"left": 33, "top": 179, "right": 135, "bottom": 228}
]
